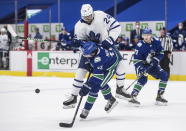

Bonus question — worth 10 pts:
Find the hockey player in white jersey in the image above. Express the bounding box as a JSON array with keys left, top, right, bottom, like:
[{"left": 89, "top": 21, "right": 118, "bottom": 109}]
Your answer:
[
  {"left": 0, "top": 28, "right": 9, "bottom": 69},
  {"left": 63, "top": 4, "right": 131, "bottom": 108}
]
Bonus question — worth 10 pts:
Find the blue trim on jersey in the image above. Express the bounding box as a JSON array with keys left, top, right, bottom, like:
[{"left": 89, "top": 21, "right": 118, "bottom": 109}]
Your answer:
[
  {"left": 109, "top": 25, "right": 120, "bottom": 31},
  {"left": 89, "top": 92, "right": 98, "bottom": 97},
  {"left": 73, "top": 84, "right": 82, "bottom": 88},
  {"left": 110, "top": 20, "right": 117, "bottom": 28},
  {"left": 116, "top": 72, "right": 125, "bottom": 76},
  {"left": 74, "top": 79, "right": 83, "bottom": 83},
  {"left": 116, "top": 78, "right": 125, "bottom": 80}
]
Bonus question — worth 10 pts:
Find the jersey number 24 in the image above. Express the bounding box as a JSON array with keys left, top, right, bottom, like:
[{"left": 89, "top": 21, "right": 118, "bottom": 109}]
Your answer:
[{"left": 104, "top": 15, "right": 112, "bottom": 24}]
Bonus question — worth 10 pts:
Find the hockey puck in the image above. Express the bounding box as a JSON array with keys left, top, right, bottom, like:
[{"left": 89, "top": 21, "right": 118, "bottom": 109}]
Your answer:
[{"left": 35, "top": 88, "right": 40, "bottom": 93}]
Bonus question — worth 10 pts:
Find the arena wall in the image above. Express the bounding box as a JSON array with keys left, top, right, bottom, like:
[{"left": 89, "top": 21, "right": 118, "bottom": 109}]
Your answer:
[{"left": 0, "top": 51, "right": 185, "bottom": 81}]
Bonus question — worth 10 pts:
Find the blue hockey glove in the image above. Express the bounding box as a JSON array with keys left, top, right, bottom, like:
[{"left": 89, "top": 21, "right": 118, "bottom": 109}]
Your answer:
[
  {"left": 71, "top": 38, "right": 84, "bottom": 47},
  {"left": 137, "top": 65, "right": 148, "bottom": 76},
  {"left": 79, "top": 83, "right": 91, "bottom": 96},
  {"left": 101, "top": 37, "right": 114, "bottom": 50}
]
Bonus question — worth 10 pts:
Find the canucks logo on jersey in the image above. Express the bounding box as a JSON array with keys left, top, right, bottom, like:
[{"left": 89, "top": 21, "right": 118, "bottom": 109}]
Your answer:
[{"left": 94, "top": 56, "right": 101, "bottom": 63}]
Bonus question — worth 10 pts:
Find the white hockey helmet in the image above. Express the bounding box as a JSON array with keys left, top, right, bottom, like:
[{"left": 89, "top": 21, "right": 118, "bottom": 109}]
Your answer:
[
  {"left": 81, "top": 4, "right": 94, "bottom": 23},
  {"left": 0, "top": 28, "right": 7, "bottom": 33}
]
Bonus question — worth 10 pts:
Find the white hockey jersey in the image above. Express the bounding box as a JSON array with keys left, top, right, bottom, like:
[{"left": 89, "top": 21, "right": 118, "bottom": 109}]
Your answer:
[
  {"left": 0, "top": 34, "right": 9, "bottom": 50},
  {"left": 74, "top": 11, "right": 121, "bottom": 43}
]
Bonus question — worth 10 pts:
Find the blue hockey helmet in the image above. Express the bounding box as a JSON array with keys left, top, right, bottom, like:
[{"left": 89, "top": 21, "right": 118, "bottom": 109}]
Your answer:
[
  {"left": 82, "top": 41, "right": 97, "bottom": 57},
  {"left": 142, "top": 28, "right": 152, "bottom": 34}
]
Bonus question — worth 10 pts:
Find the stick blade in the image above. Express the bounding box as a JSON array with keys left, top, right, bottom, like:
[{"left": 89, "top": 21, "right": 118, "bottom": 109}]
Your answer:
[
  {"left": 59, "top": 122, "right": 73, "bottom": 128},
  {"left": 7, "top": 24, "right": 18, "bottom": 37}
]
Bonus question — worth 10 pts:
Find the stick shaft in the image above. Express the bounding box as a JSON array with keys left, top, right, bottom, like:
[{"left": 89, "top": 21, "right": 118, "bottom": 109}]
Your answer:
[
  {"left": 70, "top": 72, "right": 91, "bottom": 126},
  {"left": 18, "top": 36, "right": 61, "bottom": 43},
  {"left": 61, "top": 72, "right": 91, "bottom": 127},
  {"left": 126, "top": 65, "right": 153, "bottom": 90},
  {"left": 7, "top": 25, "right": 61, "bottom": 43}
]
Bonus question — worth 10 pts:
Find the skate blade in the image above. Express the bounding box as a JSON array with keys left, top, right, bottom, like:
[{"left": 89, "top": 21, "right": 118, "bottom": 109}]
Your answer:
[
  {"left": 80, "top": 116, "right": 87, "bottom": 120},
  {"left": 115, "top": 94, "right": 131, "bottom": 101},
  {"left": 63, "top": 104, "right": 76, "bottom": 109},
  {"left": 128, "top": 102, "right": 140, "bottom": 107},
  {"left": 106, "top": 100, "right": 119, "bottom": 113},
  {"left": 155, "top": 101, "right": 168, "bottom": 106},
  {"left": 80, "top": 118, "right": 86, "bottom": 121}
]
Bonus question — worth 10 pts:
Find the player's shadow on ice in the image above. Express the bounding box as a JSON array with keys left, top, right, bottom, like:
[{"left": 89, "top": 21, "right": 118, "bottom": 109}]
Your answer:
[
  {"left": 81, "top": 116, "right": 125, "bottom": 122},
  {"left": 79, "top": 116, "right": 125, "bottom": 127},
  {"left": 79, "top": 115, "right": 158, "bottom": 127}
]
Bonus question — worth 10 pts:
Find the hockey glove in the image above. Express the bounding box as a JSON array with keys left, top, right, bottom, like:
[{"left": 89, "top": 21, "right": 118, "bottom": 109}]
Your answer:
[
  {"left": 137, "top": 65, "right": 149, "bottom": 76},
  {"left": 79, "top": 83, "right": 91, "bottom": 96},
  {"left": 146, "top": 51, "right": 156, "bottom": 64},
  {"left": 151, "top": 57, "right": 159, "bottom": 66},
  {"left": 101, "top": 37, "right": 114, "bottom": 50},
  {"left": 71, "top": 38, "right": 84, "bottom": 48}
]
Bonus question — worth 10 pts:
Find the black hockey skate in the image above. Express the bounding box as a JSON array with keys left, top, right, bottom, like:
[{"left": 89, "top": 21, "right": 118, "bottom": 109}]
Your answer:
[
  {"left": 155, "top": 92, "right": 168, "bottom": 106},
  {"left": 63, "top": 94, "right": 77, "bottom": 109},
  {"left": 115, "top": 85, "right": 131, "bottom": 100},
  {"left": 105, "top": 96, "right": 118, "bottom": 113},
  {"left": 80, "top": 109, "right": 90, "bottom": 119},
  {"left": 128, "top": 95, "right": 140, "bottom": 107}
]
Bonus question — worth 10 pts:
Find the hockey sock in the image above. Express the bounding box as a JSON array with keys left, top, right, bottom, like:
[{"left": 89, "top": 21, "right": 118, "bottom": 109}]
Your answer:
[
  {"left": 132, "top": 82, "right": 143, "bottom": 96},
  {"left": 158, "top": 80, "right": 167, "bottom": 94},
  {"left": 116, "top": 72, "right": 125, "bottom": 87},
  {"left": 72, "top": 79, "right": 84, "bottom": 95},
  {"left": 72, "top": 68, "right": 87, "bottom": 95},
  {"left": 84, "top": 92, "right": 98, "bottom": 110},
  {"left": 101, "top": 85, "right": 112, "bottom": 100}
]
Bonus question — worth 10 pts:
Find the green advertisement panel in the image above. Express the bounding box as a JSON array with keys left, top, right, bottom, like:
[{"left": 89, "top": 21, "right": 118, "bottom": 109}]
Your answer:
[{"left": 38, "top": 53, "right": 50, "bottom": 69}]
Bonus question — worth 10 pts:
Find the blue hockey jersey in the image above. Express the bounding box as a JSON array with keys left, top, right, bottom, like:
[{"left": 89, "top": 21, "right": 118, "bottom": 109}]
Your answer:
[
  {"left": 87, "top": 46, "right": 120, "bottom": 74},
  {"left": 133, "top": 37, "right": 164, "bottom": 68}
]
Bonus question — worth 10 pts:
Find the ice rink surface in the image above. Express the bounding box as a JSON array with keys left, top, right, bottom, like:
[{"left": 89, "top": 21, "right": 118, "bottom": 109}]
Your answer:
[{"left": 0, "top": 76, "right": 186, "bottom": 131}]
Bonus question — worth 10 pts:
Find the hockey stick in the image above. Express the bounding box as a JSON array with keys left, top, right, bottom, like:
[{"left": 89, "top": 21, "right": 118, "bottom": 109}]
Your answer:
[
  {"left": 7, "top": 24, "right": 61, "bottom": 43},
  {"left": 59, "top": 72, "right": 91, "bottom": 128},
  {"left": 126, "top": 74, "right": 146, "bottom": 90},
  {"left": 126, "top": 65, "right": 153, "bottom": 91},
  {"left": 129, "top": 54, "right": 134, "bottom": 65},
  {"left": 17, "top": 36, "right": 61, "bottom": 43}
]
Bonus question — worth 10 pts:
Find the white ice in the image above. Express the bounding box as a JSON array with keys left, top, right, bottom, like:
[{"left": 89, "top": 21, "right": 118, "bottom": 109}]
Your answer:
[{"left": 0, "top": 76, "right": 186, "bottom": 131}]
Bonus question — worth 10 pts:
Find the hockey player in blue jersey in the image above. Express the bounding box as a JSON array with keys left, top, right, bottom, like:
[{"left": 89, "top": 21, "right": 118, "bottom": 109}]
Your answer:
[
  {"left": 78, "top": 41, "right": 119, "bottom": 119},
  {"left": 129, "top": 28, "right": 169, "bottom": 106}
]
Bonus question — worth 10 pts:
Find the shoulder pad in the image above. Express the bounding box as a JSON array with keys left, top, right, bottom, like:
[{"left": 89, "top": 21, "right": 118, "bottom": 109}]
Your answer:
[
  {"left": 153, "top": 36, "right": 159, "bottom": 41},
  {"left": 94, "top": 10, "right": 104, "bottom": 14},
  {"left": 75, "top": 20, "right": 81, "bottom": 26},
  {"left": 153, "top": 37, "right": 161, "bottom": 44}
]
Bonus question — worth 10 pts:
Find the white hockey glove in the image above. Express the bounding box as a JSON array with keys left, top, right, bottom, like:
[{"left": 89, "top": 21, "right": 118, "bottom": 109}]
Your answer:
[{"left": 146, "top": 51, "right": 156, "bottom": 64}]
